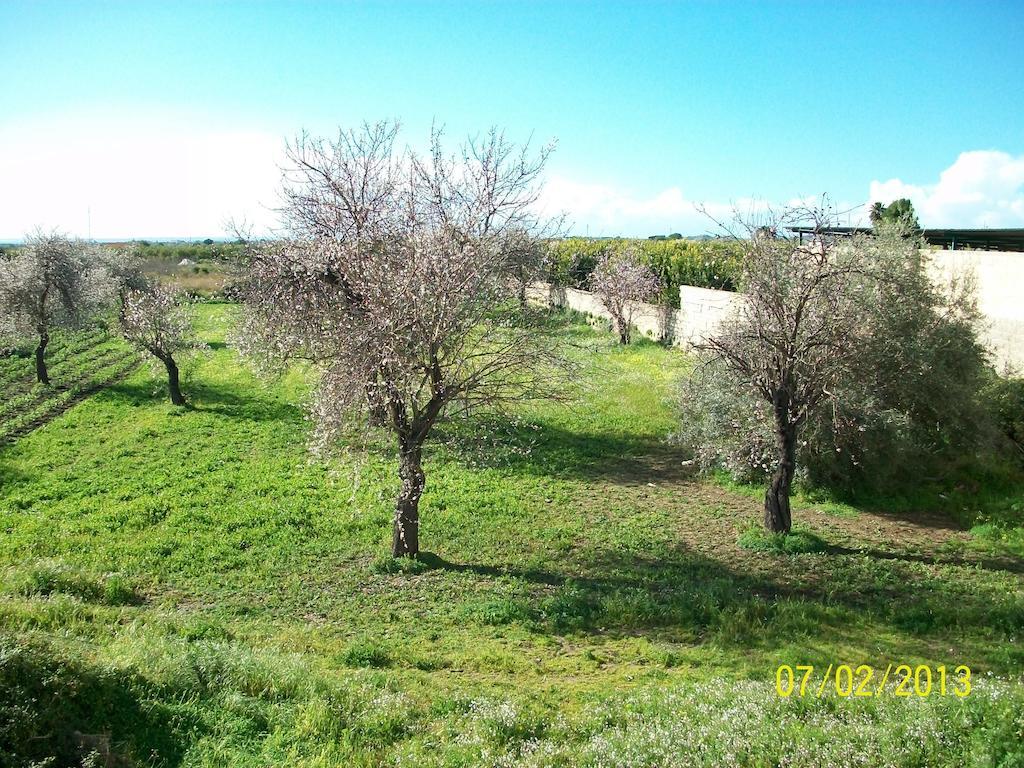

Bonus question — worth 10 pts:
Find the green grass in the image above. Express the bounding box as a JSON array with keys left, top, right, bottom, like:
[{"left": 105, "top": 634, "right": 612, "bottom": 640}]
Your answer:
[
  {"left": 737, "top": 525, "right": 829, "bottom": 554},
  {"left": 1, "top": 304, "right": 1023, "bottom": 767}
]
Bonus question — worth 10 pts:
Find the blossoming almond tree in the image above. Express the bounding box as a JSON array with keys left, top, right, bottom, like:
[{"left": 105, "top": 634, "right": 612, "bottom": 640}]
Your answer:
[
  {"left": 238, "top": 122, "right": 570, "bottom": 557},
  {"left": 118, "top": 279, "right": 202, "bottom": 406},
  {"left": 0, "top": 232, "right": 99, "bottom": 385},
  {"left": 589, "top": 248, "right": 660, "bottom": 344}
]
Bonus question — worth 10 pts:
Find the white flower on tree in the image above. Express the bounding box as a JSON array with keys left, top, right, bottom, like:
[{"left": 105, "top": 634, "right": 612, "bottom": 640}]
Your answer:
[
  {"left": 237, "top": 122, "right": 571, "bottom": 557},
  {"left": 589, "top": 248, "right": 660, "bottom": 344},
  {"left": 0, "top": 231, "right": 101, "bottom": 385},
  {"left": 116, "top": 272, "right": 203, "bottom": 406}
]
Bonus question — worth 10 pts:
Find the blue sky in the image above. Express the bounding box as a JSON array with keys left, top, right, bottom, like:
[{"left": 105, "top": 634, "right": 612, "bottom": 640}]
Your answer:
[{"left": 1, "top": 0, "right": 1022, "bottom": 239}]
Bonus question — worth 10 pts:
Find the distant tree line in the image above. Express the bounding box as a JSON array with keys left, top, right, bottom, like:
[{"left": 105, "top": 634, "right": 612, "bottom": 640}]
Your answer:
[
  {"left": 0, "top": 233, "right": 205, "bottom": 404},
  {"left": 133, "top": 240, "right": 247, "bottom": 264}
]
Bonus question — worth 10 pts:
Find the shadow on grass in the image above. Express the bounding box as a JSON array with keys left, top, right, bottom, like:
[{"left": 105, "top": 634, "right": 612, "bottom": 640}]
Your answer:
[
  {"left": 438, "top": 418, "right": 690, "bottom": 486},
  {"left": 824, "top": 542, "right": 1024, "bottom": 576},
  {"left": 416, "top": 537, "right": 1024, "bottom": 655},
  {"left": 416, "top": 551, "right": 562, "bottom": 586},
  {"left": 96, "top": 380, "right": 304, "bottom": 425},
  {"left": 188, "top": 382, "right": 304, "bottom": 424},
  {"left": 93, "top": 380, "right": 171, "bottom": 407},
  {"left": 0, "top": 636, "right": 197, "bottom": 767}
]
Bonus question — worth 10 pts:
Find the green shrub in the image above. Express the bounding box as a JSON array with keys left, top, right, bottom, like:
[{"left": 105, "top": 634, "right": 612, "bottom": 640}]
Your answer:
[
  {"left": 546, "top": 237, "right": 743, "bottom": 304},
  {"left": 339, "top": 640, "right": 392, "bottom": 668},
  {"left": 982, "top": 375, "right": 1024, "bottom": 460},
  {"left": 540, "top": 581, "right": 601, "bottom": 632},
  {"left": 737, "top": 525, "right": 828, "bottom": 554},
  {"left": 459, "top": 597, "right": 532, "bottom": 626},
  {"left": 675, "top": 227, "right": 1002, "bottom": 504},
  {"left": 4, "top": 560, "right": 138, "bottom": 606}
]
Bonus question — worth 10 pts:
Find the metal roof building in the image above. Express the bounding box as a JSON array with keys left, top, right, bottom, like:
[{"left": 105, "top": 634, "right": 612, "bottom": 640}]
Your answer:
[{"left": 786, "top": 226, "right": 1024, "bottom": 252}]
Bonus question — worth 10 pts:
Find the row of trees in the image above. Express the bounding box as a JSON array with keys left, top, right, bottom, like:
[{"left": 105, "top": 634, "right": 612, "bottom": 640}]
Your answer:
[
  {"left": 238, "top": 124, "right": 998, "bottom": 546},
  {"left": 0, "top": 236, "right": 202, "bottom": 405},
  {"left": 0, "top": 123, "right": 1001, "bottom": 553},
  {"left": 0, "top": 123, "right": 571, "bottom": 560}
]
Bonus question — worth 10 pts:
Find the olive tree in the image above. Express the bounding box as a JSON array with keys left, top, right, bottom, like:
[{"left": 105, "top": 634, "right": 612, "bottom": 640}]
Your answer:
[
  {"left": 694, "top": 206, "right": 985, "bottom": 533},
  {"left": 589, "top": 248, "right": 660, "bottom": 344},
  {"left": 238, "top": 122, "right": 569, "bottom": 557},
  {"left": 0, "top": 232, "right": 98, "bottom": 385}
]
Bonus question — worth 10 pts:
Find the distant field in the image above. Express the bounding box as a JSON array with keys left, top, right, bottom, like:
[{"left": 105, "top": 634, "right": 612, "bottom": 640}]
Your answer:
[
  {"left": 1, "top": 304, "right": 1022, "bottom": 766},
  {"left": 147, "top": 259, "right": 232, "bottom": 295}
]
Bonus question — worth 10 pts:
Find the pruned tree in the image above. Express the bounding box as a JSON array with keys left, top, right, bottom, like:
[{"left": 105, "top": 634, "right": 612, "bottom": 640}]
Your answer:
[
  {"left": 698, "top": 204, "right": 983, "bottom": 533},
  {"left": 119, "top": 281, "right": 202, "bottom": 406},
  {"left": 0, "top": 232, "right": 98, "bottom": 385},
  {"left": 238, "top": 122, "right": 570, "bottom": 557},
  {"left": 589, "top": 247, "right": 660, "bottom": 344}
]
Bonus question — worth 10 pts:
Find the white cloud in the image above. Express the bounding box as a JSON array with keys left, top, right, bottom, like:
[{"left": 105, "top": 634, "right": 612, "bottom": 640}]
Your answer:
[
  {"left": 869, "top": 150, "right": 1024, "bottom": 228},
  {"left": 14, "top": 114, "right": 1011, "bottom": 241},
  {"left": 536, "top": 175, "right": 846, "bottom": 237},
  {"left": 538, "top": 175, "right": 740, "bottom": 237},
  {"left": 0, "top": 114, "right": 285, "bottom": 240}
]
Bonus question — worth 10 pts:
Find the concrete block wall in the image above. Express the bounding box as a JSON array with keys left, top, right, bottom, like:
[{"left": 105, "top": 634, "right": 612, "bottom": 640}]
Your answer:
[
  {"left": 929, "top": 250, "right": 1024, "bottom": 372},
  {"left": 528, "top": 282, "right": 738, "bottom": 349},
  {"left": 533, "top": 251, "right": 1024, "bottom": 372}
]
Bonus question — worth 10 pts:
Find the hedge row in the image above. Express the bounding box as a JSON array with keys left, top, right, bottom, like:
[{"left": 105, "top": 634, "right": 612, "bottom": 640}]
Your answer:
[
  {"left": 545, "top": 238, "right": 744, "bottom": 307},
  {"left": 135, "top": 241, "right": 247, "bottom": 264}
]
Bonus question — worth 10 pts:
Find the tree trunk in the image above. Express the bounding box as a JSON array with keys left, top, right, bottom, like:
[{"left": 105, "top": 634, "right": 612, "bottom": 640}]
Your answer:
[
  {"left": 392, "top": 443, "right": 425, "bottom": 557},
  {"left": 765, "top": 422, "right": 796, "bottom": 534},
  {"left": 614, "top": 310, "right": 630, "bottom": 344},
  {"left": 164, "top": 356, "right": 185, "bottom": 406},
  {"left": 35, "top": 331, "right": 49, "bottom": 385},
  {"left": 517, "top": 267, "right": 528, "bottom": 310}
]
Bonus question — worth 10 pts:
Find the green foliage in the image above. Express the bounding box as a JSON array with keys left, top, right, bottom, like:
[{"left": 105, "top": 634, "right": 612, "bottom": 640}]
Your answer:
[
  {"left": 1, "top": 304, "right": 1023, "bottom": 764},
  {"left": 339, "top": 640, "right": 392, "bottom": 668},
  {"left": 737, "top": 525, "right": 828, "bottom": 554},
  {"left": 869, "top": 198, "right": 920, "bottom": 230},
  {"left": 800, "top": 237, "right": 990, "bottom": 495},
  {"left": 133, "top": 240, "right": 245, "bottom": 265},
  {"left": 982, "top": 374, "right": 1024, "bottom": 460},
  {"left": 674, "top": 359, "right": 775, "bottom": 482},
  {"left": 546, "top": 237, "right": 743, "bottom": 305},
  {"left": 677, "top": 227, "right": 1000, "bottom": 502},
  {"left": 3, "top": 560, "right": 138, "bottom": 605},
  {"left": 2, "top": 633, "right": 1022, "bottom": 767}
]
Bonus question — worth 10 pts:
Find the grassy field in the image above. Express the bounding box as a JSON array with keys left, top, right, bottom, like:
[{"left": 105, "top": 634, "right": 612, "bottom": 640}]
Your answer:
[
  {"left": 0, "top": 326, "right": 140, "bottom": 445},
  {"left": 1, "top": 304, "right": 1023, "bottom": 767}
]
